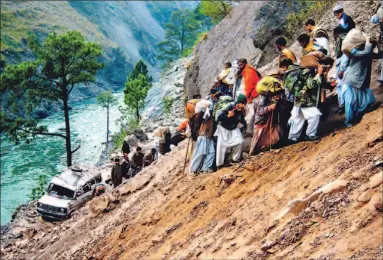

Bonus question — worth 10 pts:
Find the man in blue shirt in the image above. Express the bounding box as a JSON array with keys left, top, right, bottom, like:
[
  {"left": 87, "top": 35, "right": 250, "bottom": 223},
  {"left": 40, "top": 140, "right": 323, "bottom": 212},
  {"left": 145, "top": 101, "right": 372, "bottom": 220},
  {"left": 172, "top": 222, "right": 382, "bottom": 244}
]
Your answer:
[{"left": 333, "top": 4, "right": 356, "bottom": 34}]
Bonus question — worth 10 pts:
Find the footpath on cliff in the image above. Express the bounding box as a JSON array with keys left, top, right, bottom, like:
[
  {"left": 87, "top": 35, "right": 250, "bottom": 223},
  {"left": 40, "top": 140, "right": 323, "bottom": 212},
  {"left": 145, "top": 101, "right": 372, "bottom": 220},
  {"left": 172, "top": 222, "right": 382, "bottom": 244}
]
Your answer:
[{"left": 1, "top": 1, "right": 383, "bottom": 260}]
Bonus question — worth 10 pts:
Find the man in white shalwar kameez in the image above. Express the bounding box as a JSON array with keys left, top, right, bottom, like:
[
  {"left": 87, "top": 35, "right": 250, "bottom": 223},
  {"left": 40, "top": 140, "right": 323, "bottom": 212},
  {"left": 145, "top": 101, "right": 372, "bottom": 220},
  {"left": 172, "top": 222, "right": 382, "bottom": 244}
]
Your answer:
[{"left": 215, "top": 94, "right": 247, "bottom": 167}]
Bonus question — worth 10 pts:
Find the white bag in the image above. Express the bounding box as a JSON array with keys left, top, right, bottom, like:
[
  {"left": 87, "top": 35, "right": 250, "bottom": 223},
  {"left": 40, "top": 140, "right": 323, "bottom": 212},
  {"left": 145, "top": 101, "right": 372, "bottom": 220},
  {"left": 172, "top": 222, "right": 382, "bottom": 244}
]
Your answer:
[{"left": 342, "top": 29, "right": 366, "bottom": 54}]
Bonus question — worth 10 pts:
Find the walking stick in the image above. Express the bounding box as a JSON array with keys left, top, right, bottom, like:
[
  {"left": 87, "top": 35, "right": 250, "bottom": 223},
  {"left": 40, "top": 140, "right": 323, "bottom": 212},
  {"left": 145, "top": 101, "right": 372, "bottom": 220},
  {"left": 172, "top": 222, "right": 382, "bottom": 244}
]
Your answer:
[
  {"left": 270, "top": 109, "right": 274, "bottom": 152},
  {"left": 183, "top": 137, "right": 191, "bottom": 174}
]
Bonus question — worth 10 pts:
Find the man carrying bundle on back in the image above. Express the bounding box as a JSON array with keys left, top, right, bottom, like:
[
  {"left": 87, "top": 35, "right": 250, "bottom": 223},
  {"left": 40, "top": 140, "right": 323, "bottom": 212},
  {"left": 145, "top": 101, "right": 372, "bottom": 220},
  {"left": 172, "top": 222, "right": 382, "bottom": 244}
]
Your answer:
[
  {"left": 304, "top": 19, "right": 330, "bottom": 55},
  {"left": 189, "top": 99, "right": 215, "bottom": 175},
  {"left": 249, "top": 76, "right": 285, "bottom": 155},
  {"left": 215, "top": 94, "right": 247, "bottom": 168},
  {"left": 283, "top": 59, "right": 331, "bottom": 143}
]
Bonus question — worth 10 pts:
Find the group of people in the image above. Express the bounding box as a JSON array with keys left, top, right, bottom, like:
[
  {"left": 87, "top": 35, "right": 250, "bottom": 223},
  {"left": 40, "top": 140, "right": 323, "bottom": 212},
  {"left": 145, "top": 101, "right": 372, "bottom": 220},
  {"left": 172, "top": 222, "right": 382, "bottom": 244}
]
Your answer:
[
  {"left": 109, "top": 140, "right": 157, "bottom": 188},
  {"left": 107, "top": 3, "right": 382, "bottom": 180},
  {"left": 181, "top": 3, "right": 381, "bottom": 175}
]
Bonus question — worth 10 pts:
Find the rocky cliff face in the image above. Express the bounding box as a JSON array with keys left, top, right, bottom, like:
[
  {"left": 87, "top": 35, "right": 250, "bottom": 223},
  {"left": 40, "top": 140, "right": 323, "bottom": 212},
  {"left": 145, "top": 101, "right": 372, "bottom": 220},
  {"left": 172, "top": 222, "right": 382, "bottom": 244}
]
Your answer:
[{"left": 141, "top": 57, "right": 191, "bottom": 133}]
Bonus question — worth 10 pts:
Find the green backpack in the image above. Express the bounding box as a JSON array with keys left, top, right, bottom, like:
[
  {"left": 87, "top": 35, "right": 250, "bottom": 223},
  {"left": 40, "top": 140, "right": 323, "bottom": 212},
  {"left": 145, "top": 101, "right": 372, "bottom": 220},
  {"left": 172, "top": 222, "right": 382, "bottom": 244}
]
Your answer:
[{"left": 214, "top": 95, "right": 233, "bottom": 121}]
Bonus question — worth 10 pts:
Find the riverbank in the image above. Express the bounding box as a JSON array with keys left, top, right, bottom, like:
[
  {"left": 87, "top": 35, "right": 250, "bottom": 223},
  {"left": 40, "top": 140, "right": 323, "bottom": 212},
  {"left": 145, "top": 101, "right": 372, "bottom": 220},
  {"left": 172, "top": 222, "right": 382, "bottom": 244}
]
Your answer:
[{"left": 0, "top": 94, "right": 123, "bottom": 225}]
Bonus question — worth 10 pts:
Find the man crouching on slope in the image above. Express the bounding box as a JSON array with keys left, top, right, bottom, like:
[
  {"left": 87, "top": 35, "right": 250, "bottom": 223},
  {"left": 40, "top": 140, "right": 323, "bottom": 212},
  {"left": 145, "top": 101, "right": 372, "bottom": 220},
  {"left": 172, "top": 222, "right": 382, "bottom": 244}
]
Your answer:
[{"left": 215, "top": 94, "right": 247, "bottom": 168}]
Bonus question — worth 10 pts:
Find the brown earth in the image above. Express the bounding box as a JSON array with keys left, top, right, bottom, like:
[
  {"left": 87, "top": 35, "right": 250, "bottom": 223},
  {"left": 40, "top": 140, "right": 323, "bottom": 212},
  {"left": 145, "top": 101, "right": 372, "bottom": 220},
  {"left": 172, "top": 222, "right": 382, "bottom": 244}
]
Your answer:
[
  {"left": 2, "top": 1, "right": 383, "bottom": 259},
  {"left": 1, "top": 108, "right": 382, "bottom": 260}
]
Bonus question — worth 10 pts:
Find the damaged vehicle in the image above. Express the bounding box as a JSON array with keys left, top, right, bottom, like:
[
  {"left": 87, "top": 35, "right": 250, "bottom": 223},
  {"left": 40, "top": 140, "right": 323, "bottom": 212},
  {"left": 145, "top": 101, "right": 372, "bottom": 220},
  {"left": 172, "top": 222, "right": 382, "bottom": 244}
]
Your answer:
[{"left": 36, "top": 166, "right": 104, "bottom": 220}]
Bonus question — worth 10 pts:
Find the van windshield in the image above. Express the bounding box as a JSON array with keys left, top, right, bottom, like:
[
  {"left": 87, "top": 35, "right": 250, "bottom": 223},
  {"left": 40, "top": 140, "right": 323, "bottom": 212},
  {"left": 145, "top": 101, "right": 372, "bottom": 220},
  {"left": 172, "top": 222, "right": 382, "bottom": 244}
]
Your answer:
[{"left": 48, "top": 184, "right": 75, "bottom": 199}]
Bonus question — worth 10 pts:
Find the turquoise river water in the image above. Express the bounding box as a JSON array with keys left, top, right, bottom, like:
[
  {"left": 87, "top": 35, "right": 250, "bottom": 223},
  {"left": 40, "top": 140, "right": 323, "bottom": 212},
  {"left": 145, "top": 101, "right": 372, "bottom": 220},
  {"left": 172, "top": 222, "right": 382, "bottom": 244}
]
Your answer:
[{"left": 1, "top": 94, "right": 123, "bottom": 225}]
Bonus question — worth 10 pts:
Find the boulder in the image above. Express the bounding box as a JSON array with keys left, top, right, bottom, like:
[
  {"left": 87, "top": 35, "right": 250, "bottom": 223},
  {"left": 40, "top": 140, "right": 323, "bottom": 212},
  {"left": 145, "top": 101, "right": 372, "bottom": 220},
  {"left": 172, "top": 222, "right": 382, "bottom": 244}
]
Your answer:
[
  {"left": 368, "top": 173, "right": 383, "bottom": 189},
  {"left": 320, "top": 180, "right": 348, "bottom": 195},
  {"left": 357, "top": 189, "right": 375, "bottom": 203},
  {"left": 133, "top": 129, "right": 148, "bottom": 141},
  {"left": 369, "top": 193, "right": 383, "bottom": 212},
  {"left": 124, "top": 135, "right": 138, "bottom": 147},
  {"left": 261, "top": 240, "right": 277, "bottom": 251}
]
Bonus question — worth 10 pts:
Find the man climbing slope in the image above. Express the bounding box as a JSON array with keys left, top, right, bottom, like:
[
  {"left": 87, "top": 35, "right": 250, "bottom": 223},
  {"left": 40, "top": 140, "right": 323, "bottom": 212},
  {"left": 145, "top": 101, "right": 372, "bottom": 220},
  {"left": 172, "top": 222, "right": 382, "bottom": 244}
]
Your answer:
[
  {"left": 189, "top": 99, "right": 215, "bottom": 174},
  {"left": 237, "top": 58, "right": 261, "bottom": 136},
  {"left": 215, "top": 94, "right": 247, "bottom": 168}
]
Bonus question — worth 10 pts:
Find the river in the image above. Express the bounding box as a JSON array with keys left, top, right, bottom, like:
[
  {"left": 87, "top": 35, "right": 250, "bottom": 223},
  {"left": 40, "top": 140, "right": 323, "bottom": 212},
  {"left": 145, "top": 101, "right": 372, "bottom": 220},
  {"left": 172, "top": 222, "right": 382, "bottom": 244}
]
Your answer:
[{"left": 0, "top": 94, "right": 123, "bottom": 225}]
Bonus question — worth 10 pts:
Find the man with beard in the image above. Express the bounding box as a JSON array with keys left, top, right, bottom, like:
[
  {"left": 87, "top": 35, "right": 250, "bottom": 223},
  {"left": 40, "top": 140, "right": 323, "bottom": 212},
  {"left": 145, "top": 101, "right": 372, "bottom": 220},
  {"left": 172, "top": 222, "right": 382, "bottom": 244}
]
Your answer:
[{"left": 236, "top": 58, "right": 261, "bottom": 136}]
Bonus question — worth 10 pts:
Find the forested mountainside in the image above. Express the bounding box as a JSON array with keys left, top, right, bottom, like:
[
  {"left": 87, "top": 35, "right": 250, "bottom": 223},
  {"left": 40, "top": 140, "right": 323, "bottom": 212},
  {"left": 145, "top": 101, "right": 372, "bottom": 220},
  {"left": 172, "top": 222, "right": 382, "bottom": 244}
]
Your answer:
[{"left": 1, "top": 1, "right": 197, "bottom": 87}]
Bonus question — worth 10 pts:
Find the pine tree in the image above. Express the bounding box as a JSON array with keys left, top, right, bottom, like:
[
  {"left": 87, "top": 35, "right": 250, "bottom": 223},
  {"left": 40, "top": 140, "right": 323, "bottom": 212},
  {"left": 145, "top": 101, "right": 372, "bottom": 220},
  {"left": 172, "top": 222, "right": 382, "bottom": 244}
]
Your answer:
[
  {"left": 97, "top": 91, "right": 117, "bottom": 149},
  {"left": 128, "top": 60, "right": 153, "bottom": 82},
  {"left": 0, "top": 31, "right": 104, "bottom": 167},
  {"left": 157, "top": 9, "right": 200, "bottom": 63},
  {"left": 123, "top": 74, "right": 152, "bottom": 122}
]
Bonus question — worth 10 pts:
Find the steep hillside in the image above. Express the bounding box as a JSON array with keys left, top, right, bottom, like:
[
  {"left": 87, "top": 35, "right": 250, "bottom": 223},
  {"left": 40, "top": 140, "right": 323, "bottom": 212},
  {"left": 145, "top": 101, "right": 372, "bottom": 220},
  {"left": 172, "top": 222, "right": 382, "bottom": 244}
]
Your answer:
[
  {"left": 184, "top": 0, "right": 380, "bottom": 98},
  {"left": 0, "top": 1, "right": 197, "bottom": 85},
  {"left": 1, "top": 108, "right": 382, "bottom": 260}
]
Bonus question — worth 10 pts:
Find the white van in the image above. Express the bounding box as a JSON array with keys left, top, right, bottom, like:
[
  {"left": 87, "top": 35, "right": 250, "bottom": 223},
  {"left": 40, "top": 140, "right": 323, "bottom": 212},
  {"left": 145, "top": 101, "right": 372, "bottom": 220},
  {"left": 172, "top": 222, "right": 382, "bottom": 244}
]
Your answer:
[{"left": 36, "top": 166, "right": 104, "bottom": 220}]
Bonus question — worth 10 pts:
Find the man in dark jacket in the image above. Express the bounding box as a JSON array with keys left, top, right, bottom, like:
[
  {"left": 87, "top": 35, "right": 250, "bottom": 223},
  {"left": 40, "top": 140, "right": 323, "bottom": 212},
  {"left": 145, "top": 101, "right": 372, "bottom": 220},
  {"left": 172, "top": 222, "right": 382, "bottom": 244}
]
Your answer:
[
  {"left": 121, "top": 138, "right": 130, "bottom": 155},
  {"left": 333, "top": 4, "right": 356, "bottom": 35},
  {"left": 214, "top": 94, "right": 247, "bottom": 167},
  {"left": 131, "top": 147, "right": 144, "bottom": 171},
  {"left": 121, "top": 153, "right": 131, "bottom": 179},
  {"left": 144, "top": 148, "right": 157, "bottom": 167},
  {"left": 110, "top": 155, "right": 122, "bottom": 188}
]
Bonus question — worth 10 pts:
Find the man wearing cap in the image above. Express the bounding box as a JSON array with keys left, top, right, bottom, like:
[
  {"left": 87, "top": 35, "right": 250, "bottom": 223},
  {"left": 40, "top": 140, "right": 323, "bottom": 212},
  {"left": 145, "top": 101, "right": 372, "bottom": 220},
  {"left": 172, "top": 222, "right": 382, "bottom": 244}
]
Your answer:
[
  {"left": 333, "top": 4, "right": 355, "bottom": 34},
  {"left": 214, "top": 94, "right": 247, "bottom": 168}
]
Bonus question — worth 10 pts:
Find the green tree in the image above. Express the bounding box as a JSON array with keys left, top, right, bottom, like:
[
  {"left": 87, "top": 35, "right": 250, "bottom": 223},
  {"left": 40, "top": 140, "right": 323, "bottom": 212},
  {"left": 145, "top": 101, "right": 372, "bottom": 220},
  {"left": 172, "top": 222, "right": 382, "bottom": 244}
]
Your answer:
[
  {"left": 123, "top": 74, "right": 152, "bottom": 122},
  {"left": 0, "top": 31, "right": 103, "bottom": 167},
  {"left": 199, "top": 1, "right": 234, "bottom": 24},
  {"left": 194, "top": 3, "right": 213, "bottom": 31},
  {"left": 157, "top": 9, "right": 200, "bottom": 63},
  {"left": 97, "top": 91, "right": 117, "bottom": 149},
  {"left": 128, "top": 60, "right": 153, "bottom": 82}
]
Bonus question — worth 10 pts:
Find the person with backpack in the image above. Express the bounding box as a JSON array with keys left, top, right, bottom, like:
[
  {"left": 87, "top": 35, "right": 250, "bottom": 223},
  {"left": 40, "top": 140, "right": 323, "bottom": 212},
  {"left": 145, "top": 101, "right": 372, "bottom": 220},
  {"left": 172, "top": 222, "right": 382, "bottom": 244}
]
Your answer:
[
  {"left": 283, "top": 63, "right": 327, "bottom": 143},
  {"left": 215, "top": 94, "right": 247, "bottom": 168},
  {"left": 304, "top": 19, "right": 330, "bottom": 56},
  {"left": 189, "top": 99, "right": 215, "bottom": 174},
  {"left": 249, "top": 90, "right": 284, "bottom": 156},
  {"left": 216, "top": 62, "right": 237, "bottom": 96},
  {"left": 342, "top": 35, "right": 382, "bottom": 127},
  {"left": 237, "top": 58, "right": 261, "bottom": 137}
]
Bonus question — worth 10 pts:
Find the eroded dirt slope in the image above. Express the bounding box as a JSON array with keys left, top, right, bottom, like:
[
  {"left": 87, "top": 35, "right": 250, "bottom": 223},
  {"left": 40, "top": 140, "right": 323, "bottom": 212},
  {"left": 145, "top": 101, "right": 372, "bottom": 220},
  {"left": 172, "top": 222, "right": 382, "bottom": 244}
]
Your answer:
[{"left": 2, "top": 106, "right": 382, "bottom": 260}]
